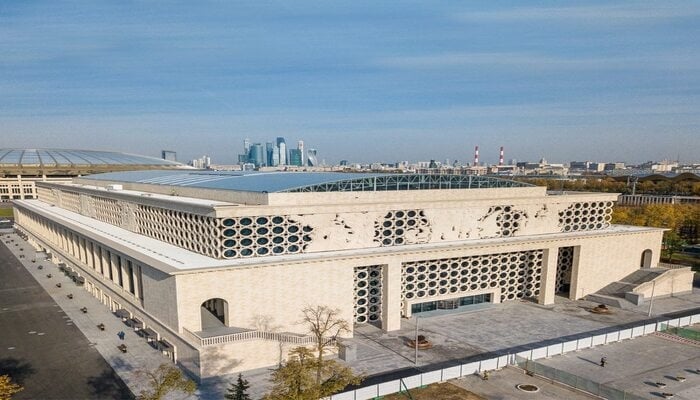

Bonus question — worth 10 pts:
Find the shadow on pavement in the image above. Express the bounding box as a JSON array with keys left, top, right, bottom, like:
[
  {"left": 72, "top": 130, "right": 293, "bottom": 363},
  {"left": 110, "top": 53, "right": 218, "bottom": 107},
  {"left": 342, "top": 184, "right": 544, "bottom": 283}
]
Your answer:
[
  {"left": 87, "top": 370, "right": 135, "bottom": 400},
  {"left": 0, "top": 357, "right": 36, "bottom": 385}
]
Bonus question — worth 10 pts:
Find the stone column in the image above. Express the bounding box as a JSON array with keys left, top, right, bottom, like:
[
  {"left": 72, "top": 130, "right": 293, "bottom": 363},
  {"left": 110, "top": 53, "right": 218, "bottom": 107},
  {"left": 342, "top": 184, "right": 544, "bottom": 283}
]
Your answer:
[
  {"left": 132, "top": 264, "right": 141, "bottom": 300},
  {"left": 121, "top": 260, "right": 132, "bottom": 293},
  {"left": 538, "top": 248, "right": 559, "bottom": 305},
  {"left": 100, "top": 247, "right": 109, "bottom": 278},
  {"left": 568, "top": 246, "right": 582, "bottom": 300},
  {"left": 381, "top": 260, "right": 403, "bottom": 332},
  {"left": 110, "top": 253, "right": 120, "bottom": 284},
  {"left": 78, "top": 236, "right": 87, "bottom": 264}
]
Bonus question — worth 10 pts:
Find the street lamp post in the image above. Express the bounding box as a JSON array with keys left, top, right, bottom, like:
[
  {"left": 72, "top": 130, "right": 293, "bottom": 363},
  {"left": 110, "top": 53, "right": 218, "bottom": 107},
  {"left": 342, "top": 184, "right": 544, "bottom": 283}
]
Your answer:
[
  {"left": 648, "top": 280, "right": 656, "bottom": 317},
  {"left": 414, "top": 316, "right": 419, "bottom": 365}
]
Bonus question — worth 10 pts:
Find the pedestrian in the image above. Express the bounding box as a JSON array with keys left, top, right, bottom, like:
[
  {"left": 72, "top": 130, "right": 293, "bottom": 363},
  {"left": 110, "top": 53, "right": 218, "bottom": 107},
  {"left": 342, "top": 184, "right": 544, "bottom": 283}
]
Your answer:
[
  {"left": 600, "top": 356, "right": 607, "bottom": 367},
  {"left": 118, "top": 331, "right": 125, "bottom": 340}
]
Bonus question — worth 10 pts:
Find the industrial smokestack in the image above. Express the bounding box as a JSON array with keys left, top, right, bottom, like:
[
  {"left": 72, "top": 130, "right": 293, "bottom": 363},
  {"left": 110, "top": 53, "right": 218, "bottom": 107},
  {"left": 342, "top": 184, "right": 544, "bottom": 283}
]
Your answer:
[
  {"left": 499, "top": 146, "right": 504, "bottom": 166},
  {"left": 474, "top": 146, "right": 479, "bottom": 166}
]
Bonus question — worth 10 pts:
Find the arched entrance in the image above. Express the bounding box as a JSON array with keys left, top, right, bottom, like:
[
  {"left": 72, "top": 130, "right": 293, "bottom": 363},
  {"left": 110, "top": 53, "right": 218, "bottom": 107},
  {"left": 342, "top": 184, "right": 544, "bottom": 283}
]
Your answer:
[
  {"left": 640, "top": 249, "right": 653, "bottom": 268},
  {"left": 201, "top": 298, "right": 228, "bottom": 330}
]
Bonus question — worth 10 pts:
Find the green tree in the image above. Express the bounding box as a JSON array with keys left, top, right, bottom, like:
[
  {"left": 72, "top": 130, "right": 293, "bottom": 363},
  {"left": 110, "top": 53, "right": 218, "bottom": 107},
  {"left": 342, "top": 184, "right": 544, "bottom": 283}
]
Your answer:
[
  {"left": 664, "top": 232, "right": 688, "bottom": 262},
  {"left": 263, "top": 347, "right": 361, "bottom": 400},
  {"left": 225, "top": 373, "right": 251, "bottom": 400},
  {"left": 300, "top": 305, "right": 350, "bottom": 384},
  {"left": 0, "top": 375, "right": 23, "bottom": 400},
  {"left": 137, "top": 364, "right": 196, "bottom": 400}
]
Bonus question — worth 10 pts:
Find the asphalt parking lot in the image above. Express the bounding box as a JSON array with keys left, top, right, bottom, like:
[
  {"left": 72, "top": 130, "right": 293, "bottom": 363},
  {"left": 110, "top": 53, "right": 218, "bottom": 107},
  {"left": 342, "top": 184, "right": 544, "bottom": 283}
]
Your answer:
[{"left": 0, "top": 237, "right": 133, "bottom": 399}]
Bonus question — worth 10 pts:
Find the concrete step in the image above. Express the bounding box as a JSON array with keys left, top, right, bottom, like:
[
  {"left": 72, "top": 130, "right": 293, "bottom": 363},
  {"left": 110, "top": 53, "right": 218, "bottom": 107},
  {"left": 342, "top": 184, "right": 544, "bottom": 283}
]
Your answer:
[
  {"left": 596, "top": 282, "right": 635, "bottom": 297},
  {"left": 619, "top": 268, "right": 666, "bottom": 285},
  {"left": 585, "top": 293, "right": 634, "bottom": 309}
]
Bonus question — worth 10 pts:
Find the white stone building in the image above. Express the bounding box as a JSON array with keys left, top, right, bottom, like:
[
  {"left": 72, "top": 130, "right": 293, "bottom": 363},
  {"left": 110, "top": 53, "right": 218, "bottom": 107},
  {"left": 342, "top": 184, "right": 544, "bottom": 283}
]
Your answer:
[{"left": 11, "top": 171, "right": 681, "bottom": 379}]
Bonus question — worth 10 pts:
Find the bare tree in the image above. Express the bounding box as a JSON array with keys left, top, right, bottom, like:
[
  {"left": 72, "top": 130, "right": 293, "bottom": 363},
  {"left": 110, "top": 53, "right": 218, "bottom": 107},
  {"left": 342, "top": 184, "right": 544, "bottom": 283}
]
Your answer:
[
  {"left": 263, "top": 347, "right": 361, "bottom": 400},
  {"left": 300, "top": 305, "right": 350, "bottom": 384}
]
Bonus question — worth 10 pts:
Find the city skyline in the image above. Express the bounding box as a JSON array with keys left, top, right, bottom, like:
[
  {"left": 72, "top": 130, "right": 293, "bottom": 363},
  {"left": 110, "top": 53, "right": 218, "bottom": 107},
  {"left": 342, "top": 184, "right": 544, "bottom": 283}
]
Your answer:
[{"left": 1, "top": 1, "right": 699, "bottom": 164}]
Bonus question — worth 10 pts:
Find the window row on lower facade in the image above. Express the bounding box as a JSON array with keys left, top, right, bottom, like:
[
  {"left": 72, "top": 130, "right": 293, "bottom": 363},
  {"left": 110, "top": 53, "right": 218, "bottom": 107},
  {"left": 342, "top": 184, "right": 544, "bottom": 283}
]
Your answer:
[{"left": 14, "top": 206, "right": 144, "bottom": 301}]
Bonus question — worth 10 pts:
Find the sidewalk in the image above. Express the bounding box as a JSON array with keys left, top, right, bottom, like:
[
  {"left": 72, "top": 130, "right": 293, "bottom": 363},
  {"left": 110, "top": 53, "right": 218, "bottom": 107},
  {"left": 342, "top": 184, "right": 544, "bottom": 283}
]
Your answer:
[{"left": 4, "top": 232, "right": 193, "bottom": 399}]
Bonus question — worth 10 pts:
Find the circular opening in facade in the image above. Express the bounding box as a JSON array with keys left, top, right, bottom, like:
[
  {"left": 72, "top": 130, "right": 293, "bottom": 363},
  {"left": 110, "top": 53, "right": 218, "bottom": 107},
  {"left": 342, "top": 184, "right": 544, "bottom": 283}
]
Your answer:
[{"left": 256, "top": 217, "right": 268, "bottom": 225}]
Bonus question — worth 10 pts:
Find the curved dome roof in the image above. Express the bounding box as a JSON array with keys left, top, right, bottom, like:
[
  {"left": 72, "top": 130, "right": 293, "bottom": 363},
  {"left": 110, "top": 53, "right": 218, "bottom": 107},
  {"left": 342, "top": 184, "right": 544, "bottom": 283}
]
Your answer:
[
  {"left": 0, "top": 148, "right": 183, "bottom": 176},
  {"left": 81, "top": 170, "right": 533, "bottom": 193}
]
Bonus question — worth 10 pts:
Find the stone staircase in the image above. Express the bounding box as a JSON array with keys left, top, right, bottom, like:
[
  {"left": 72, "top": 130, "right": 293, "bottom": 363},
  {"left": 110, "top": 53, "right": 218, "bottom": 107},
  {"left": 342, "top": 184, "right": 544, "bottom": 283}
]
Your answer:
[{"left": 586, "top": 268, "right": 669, "bottom": 309}]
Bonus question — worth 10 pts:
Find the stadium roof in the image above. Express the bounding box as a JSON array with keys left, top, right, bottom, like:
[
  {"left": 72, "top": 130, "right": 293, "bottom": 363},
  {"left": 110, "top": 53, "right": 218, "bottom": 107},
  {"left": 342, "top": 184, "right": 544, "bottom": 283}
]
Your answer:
[
  {"left": 0, "top": 149, "right": 183, "bottom": 176},
  {"left": 0, "top": 149, "right": 180, "bottom": 168},
  {"left": 82, "top": 170, "right": 533, "bottom": 193}
]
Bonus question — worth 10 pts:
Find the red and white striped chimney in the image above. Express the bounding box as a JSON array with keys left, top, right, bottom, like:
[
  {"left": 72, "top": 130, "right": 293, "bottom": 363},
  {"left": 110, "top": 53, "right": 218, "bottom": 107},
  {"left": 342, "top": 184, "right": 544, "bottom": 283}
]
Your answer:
[
  {"left": 499, "top": 146, "right": 504, "bottom": 166},
  {"left": 473, "top": 146, "right": 479, "bottom": 166}
]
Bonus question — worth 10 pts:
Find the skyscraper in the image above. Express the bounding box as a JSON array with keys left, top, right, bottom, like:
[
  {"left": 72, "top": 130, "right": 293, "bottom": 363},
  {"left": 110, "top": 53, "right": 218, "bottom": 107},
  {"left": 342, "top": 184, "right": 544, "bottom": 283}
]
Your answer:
[
  {"left": 161, "top": 150, "right": 177, "bottom": 161},
  {"left": 271, "top": 148, "right": 280, "bottom": 166},
  {"left": 297, "top": 140, "right": 305, "bottom": 166},
  {"left": 265, "top": 142, "right": 275, "bottom": 166},
  {"left": 248, "top": 143, "right": 265, "bottom": 168},
  {"left": 243, "top": 138, "right": 251, "bottom": 154},
  {"left": 289, "top": 149, "right": 302, "bottom": 166},
  {"left": 277, "top": 137, "right": 287, "bottom": 165},
  {"left": 306, "top": 148, "right": 318, "bottom": 167}
]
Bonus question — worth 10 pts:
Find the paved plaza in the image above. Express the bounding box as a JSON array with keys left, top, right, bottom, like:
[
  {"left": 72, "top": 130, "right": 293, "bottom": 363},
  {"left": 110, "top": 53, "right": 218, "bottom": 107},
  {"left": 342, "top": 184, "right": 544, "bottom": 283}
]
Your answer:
[
  {"left": 453, "top": 366, "right": 598, "bottom": 400},
  {"left": 347, "top": 290, "right": 700, "bottom": 378},
  {"left": 536, "top": 334, "right": 700, "bottom": 399}
]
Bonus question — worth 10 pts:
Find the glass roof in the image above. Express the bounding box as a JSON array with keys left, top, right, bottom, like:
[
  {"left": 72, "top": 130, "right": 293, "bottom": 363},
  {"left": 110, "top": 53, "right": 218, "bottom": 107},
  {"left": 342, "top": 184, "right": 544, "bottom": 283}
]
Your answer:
[
  {"left": 0, "top": 149, "right": 181, "bottom": 168},
  {"left": 84, "top": 170, "right": 533, "bottom": 193}
]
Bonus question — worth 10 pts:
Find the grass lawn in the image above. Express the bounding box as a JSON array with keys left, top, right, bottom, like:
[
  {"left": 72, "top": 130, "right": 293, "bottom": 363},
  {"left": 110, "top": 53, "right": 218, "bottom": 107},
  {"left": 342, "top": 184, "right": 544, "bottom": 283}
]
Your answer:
[
  {"left": 0, "top": 207, "right": 13, "bottom": 217},
  {"left": 380, "top": 382, "right": 485, "bottom": 400}
]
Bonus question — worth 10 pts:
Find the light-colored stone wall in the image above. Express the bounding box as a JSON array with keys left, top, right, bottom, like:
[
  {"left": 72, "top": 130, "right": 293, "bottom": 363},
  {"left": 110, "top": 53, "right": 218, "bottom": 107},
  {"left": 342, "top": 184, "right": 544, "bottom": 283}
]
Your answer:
[
  {"left": 569, "top": 229, "right": 664, "bottom": 299},
  {"left": 141, "top": 266, "right": 180, "bottom": 330},
  {"left": 174, "top": 260, "right": 355, "bottom": 334},
  {"left": 35, "top": 181, "right": 619, "bottom": 262},
  {"left": 199, "top": 339, "right": 301, "bottom": 377}
]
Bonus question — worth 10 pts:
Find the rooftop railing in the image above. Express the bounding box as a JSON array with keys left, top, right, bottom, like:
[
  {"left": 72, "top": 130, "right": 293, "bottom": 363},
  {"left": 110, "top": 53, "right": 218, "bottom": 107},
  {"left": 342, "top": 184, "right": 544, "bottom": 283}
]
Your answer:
[{"left": 182, "top": 326, "right": 335, "bottom": 347}]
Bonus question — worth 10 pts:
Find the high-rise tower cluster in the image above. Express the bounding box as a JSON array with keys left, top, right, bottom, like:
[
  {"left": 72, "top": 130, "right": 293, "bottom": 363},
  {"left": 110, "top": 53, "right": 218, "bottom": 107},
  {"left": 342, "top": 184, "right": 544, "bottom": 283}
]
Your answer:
[{"left": 238, "top": 137, "right": 318, "bottom": 168}]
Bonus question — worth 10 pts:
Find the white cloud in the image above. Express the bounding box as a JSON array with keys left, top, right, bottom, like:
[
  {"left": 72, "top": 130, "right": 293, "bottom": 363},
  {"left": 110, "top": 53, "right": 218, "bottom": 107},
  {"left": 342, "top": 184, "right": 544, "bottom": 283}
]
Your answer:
[
  {"left": 457, "top": 4, "right": 700, "bottom": 23},
  {"left": 375, "top": 51, "right": 700, "bottom": 72}
]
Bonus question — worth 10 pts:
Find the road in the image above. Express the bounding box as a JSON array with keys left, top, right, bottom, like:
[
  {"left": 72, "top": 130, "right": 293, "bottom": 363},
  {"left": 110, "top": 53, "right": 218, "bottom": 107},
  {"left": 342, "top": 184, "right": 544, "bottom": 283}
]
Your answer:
[{"left": 0, "top": 235, "right": 133, "bottom": 400}]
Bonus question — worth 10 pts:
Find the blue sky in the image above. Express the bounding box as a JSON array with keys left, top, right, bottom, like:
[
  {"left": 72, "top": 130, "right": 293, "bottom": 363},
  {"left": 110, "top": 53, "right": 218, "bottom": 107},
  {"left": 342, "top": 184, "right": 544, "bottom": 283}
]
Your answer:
[{"left": 1, "top": 1, "right": 699, "bottom": 165}]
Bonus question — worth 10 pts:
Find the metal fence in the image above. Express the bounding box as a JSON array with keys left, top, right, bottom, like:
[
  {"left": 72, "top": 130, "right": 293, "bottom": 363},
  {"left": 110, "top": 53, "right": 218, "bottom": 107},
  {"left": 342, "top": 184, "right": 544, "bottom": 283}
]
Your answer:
[
  {"left": 515, "top": 356, "right": 647, "bottom": 400},
  {"left": 663, "top": 325, "right": 700, "bottom": 341},
  {"left": 327, "top": 312, "right": 700, "bottom": 400}
]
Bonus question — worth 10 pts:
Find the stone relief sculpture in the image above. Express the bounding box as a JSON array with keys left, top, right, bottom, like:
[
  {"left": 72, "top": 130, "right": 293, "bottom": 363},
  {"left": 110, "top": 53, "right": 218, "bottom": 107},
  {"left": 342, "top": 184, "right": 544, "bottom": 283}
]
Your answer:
[{"left": 374, "top": 209, "right": 431, "bottom": 246}]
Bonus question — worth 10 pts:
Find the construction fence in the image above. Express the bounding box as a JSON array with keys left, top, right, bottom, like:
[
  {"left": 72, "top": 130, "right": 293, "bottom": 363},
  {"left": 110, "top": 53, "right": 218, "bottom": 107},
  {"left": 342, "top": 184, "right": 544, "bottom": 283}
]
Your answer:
[{"left": 327, "top": 312, "right": 700, "bottom": 400}]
